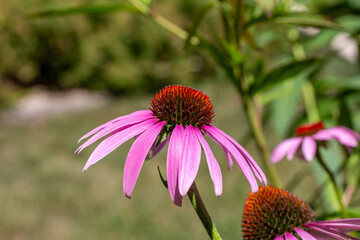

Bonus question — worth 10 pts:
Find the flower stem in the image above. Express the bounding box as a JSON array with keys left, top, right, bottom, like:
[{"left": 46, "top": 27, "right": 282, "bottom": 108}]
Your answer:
[
  {"left": 241, "top": 94, "right": 282, "bottom": 188},
  {"left": 127, "top": 0, "right": 199, "bottom": 45},
  {"left": 315, "top": 151, "right": 348, "bottom": 218},
  {"left": 236, "top": 69, "right": 282, "bottom": 188},
  {"left": 187, "top": 182, "right": 222, "bottom": 240}
]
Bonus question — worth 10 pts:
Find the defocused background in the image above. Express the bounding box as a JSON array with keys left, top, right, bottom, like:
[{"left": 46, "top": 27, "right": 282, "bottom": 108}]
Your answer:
[{"left": 1, "top": 0, "right": 360, "bottom": 239}]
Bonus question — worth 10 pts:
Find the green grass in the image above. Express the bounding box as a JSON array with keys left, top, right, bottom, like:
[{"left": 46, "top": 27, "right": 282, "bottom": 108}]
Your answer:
[{"left": 0, "top": 82, "right": 313, "bottom": 239}]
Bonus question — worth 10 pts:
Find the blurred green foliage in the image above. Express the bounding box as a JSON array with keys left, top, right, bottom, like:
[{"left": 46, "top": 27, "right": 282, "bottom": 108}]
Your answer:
[{"left": 0, "top": 0, "right": 217, "bottom": 100}]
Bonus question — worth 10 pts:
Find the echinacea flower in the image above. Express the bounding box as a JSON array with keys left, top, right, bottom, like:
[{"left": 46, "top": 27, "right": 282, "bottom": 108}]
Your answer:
[
  {"left": 76, "top": 85, "right": 266, "bottom": 206},
  {"left": 270, "top": 121, "right": 360, "bottom": 163},
  {"left": 242, "top": 185, "right": 360, "bottom": 240}
]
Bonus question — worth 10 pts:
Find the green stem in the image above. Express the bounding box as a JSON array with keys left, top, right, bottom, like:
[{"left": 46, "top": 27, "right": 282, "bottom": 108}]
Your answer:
[
  {"left": 236, "top": 69, "right": 282, "bottom": 188},
  {"left": 187, "top": 182, "right": 222, "bottom": 240},
  {"left": 302, "top": 81, "right": 320, "bottom": 122},
  {"left": 315, "top": 151, "right": 348, "bottom": 218},
  {"left": 128, "top": 0, "right": 199, "bottom": 45},
  {"left": 241, "top": 93, "right": 282, "bottom": 188}
]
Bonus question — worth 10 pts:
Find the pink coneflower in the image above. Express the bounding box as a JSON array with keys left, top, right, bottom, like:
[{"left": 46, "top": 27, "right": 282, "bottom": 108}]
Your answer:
[
  {"left": 270, "top": 121, "right": 360, "bottom": 163},
  {"left": 76, "top": 85, "right": 266, "bottom": 206},
  {"left": 242, "top": 185, "right": 360, "bottom": 240}
]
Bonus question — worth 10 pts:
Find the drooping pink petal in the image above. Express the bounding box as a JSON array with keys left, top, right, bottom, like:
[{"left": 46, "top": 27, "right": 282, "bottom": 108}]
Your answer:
[
  {"left": 305, "top": 224, "right": 352, "bottom": 240},
  {"left": 313, "top": 127, "right": 359, "bottom": 147},
  {"left": 195, "top": 127, "right": 223, "bottom": 196},
  {"left": 78, "top": 110, "right": 153, "bottom": 143},
  {"left": 284, "top": 233, "right": 298, "bottom": 240},
  {"left": 82, "top": 118, "right": 158, "bottom": 171},
  {"left": 223, "top": 149, "right": 234, "bottom": 170},
  {"left": 123, "top": 121, "right": 166, "bottom": 198},
  {"left": 145, "top": 135, "right": 170, "bottom": 160},
  {"left": 211, "top": 126, "right": 267, "bottom": 185},
  {"left": 203, "top": 125, "right": 259, "bottom": 193},
  {"left": 178, "top": 126, "right": 202, "bottom": 196},
  {"left": 204, "top": 132, "right": 234, "bottom": 170},
  {"left": 270, "top": 137, "right": 302, "bottom": 163},
  {"left": 286, "top": 138, "right": 303, "bottom": 160},
  {"left": 308, "top": 218, "right": 360, "bottom": 232},
  {"left": 166, "top": 125, "right": 184, "bottom": 206},
  {"left": 302, "top": 230, "right": 337, "bottom": 240},
  {"left": 330, "top": 126, "right": 360, "bottom": 140},
  {"left": 302, "top": 136, "right": 317, "bottom": 161},
  {"left": 76, "top": 112, "right": 156, "bottom": 154},
  {"left": 274, "top": 236, "right": 284, "bottom": 240},
  {"left": 294, "top": 227, "right": 317, "bottom": 240}
]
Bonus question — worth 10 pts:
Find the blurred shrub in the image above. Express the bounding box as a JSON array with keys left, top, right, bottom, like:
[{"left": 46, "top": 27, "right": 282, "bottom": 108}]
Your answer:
[{"left": 0, "top": 0, "right": 215, "bottom": 98}]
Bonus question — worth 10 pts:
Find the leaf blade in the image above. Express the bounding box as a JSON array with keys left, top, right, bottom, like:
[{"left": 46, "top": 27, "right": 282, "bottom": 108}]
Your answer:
[
  {"left": 249, "top": 58, "right": 319, "bottom": 95},
  {"left": 29, "top": 3, "right": 141, "bottom": 18}
]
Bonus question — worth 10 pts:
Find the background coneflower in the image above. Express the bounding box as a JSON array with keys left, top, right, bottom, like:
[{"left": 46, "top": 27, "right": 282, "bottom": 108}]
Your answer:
[
  {"left": 242, "top": 185, "right": 360, "bottom": 240},
  {"left": 270, "top": 121, "right": 360, "bottom": 163}
]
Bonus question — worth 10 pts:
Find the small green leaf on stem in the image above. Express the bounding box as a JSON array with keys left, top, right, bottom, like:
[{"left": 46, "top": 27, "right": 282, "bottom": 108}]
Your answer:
[
  {"left": 157, "top": 166, "right": 168, "bottom": 188},
  {"left": 184, "top": 2, "right": 214, "bottom": 50}
]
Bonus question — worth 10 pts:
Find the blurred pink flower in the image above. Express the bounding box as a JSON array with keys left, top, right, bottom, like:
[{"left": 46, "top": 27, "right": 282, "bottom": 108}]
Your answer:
[
  {"left": 76, "top": 85, "right": 266, "bottom": 206},
  {"left": 242, "top": 185, "right": 360, "bottom": 240},
  {"left": 270, "top": 121, "right": 360, "bottom": 163}
]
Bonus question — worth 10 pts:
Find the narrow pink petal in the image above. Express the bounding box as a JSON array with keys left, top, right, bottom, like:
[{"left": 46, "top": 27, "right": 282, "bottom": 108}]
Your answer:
[
  {"left": 331, "top": 129, "right": 358, "bottom": 147},
  {"left": 302, "top": 230, "right": 336, "bottom": 240},
  {"left": 203, "top": 125, "right": 258, "bottom": 193},
  {"left": 309, "top": 218, "right": 360, "bottom": 232},
  {"left": 82, "top": 118, "right": 158, "bottom": 171},
  {"left": 76, "top": 113, "right": 156, "bottom": 154},
  {"left": 178, "top": 126, "right": 202, "bottom": 196},
  {"left": 166, "top": 125, "right": 184, "bottom": 206},
  {"left": 78, "top": 110, "right": 153, "bottom": 143},
  {"left": 294, "top": 228, "right": 317, "bottom": 240},
  {"left": 313, "top": 127, "right": 358, "bottom": 147},
  {"left": 195, "top": 128, "right": 223, "bottom": 196},
  {"left": 203, "top": 132, "right": 233, "bottom": 170},
  {"left": 284, "top": 233, "right": 298, "bottom": 240},
  {"left": 210, "top": 126, "right": 267, "bottom": 185},
  {"left": 302, "top": 136, "right": 317, "bottom": 162},
  {"left": 274, "top": 236, "right": 284, "bottom": 240},
  {"left": 329, "top": 126, "right": 360, "bottom": 140},
  {"left": 123, "top": 121, "right": 166, "bottom": 198},
  {"left": 305, "top": 224, "right": 350, "bottom": 240},
  {"left": 145, "top": 135, "right": 169, "bottom": 160},
  {"left": 286, "top": 138, "right": 303, "bottom": 160},
  {"left": 223, "top": 149, "right": 234, "bottom": 170},
  {"left": 270, "top": 137, "right": 302, "bottom": 163}
]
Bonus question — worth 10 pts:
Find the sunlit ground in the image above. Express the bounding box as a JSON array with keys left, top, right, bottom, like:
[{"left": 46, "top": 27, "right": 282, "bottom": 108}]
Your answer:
[{"left": 1, "top": 81, "right": 317, "bottom": 240}]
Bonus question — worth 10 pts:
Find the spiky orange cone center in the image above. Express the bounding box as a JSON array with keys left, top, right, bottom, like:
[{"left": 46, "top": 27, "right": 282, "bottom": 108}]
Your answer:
[{"left": 150, "top": 85, "right": 215, "bottom": 128}]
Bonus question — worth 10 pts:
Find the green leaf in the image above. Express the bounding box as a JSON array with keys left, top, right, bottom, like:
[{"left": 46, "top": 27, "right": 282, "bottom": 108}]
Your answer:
[
  {"left": 249, "top": 58, "right": 319, "bottom": 95},
  {"left": 140, "top": 0, "right": 152, "bottom": 7},
  {"left": 220, "top": 40, "right": 244, "bottom": 66},
  {"left": 157, "top": 166, "right": 168, "bottom": 188},
  {"left": 270, "top": 76, "right": 304, "bottom": 136},
  {"left": 184, "top": 1, "right": 214, "bottom": 50},
  {"left": 215, "top": 1, "right": 234, "bottom": 26},
  {"left": 198, "top": 37, "right": 237, "bottom": 85},
  {"left": 246, "top": 12, "right": 346, "bottom": 31},
  {"left": 29, "top": 3, "right": 141, "bottom": 18},
  {"left": 274, "top": 15, "right": 345, "bottom": 30}
]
